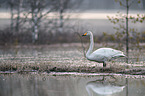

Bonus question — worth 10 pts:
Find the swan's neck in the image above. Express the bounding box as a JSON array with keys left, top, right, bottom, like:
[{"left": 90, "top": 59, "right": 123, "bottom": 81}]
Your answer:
[{"left": 86, "top": 33, "right": 94, "bottom": 57}]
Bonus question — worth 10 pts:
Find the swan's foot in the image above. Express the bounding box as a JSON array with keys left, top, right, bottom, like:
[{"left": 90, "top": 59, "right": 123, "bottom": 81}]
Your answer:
[{"left": 103, "top": 62, "right": 106, "bottom": 67}]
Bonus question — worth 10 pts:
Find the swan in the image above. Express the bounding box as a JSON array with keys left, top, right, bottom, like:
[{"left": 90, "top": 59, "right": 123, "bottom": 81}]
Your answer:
[{"left": 82, "top": 31, "right": 125, "bottom": 67}]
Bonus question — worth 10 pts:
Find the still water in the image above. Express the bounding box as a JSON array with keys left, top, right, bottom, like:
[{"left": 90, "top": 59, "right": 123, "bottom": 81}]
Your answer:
[{"left": 0, "top": 73, "right": 145, "bottom": 96}]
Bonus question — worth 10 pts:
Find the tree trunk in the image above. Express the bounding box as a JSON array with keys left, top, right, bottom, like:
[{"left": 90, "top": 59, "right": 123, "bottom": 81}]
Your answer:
[
  {"left": 10, "top": 1, "right": 14, "bottom": 33},
  {"left": 126, "top": 0, "right": 129, "bottom": 63},
  {"left": 59, "top": 0, "right": 64, "bottom": 33},
  {"left": 32, "top": 1, "right": 39, "bottom": 43},
  {"left": 16, "top": 0, "right": 21, "bottom": 33},
  {"left": 33, "top": 9, "right": 38, "bottom": 43}
]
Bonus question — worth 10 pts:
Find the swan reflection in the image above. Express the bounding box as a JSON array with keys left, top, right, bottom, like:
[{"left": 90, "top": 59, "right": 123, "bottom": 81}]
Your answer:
[{"left": 86, "top": 79, "right": 125, "bottom": 96}]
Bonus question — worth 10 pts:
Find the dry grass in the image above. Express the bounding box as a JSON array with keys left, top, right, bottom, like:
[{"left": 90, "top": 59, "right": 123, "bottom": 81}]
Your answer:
[
  {"left": 0, "top": 60, "right": 136, "bottom": 74},
  {"left": 0, "top": 60, "right": 145, "bottom": 75},
  {"left": 0, "top": 43, "right": 145, "bottom": 75}
]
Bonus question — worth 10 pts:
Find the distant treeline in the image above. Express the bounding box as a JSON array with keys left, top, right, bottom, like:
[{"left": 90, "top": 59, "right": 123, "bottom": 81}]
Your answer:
[
  {"left": 0, "top": 27, "right": 145, "bottom": 46},
  {"left": 0, "top": 0, "right": 145, "bottom": 45},
  {"left": 0, "top": 0, "right": 83, "bottom": 44}
]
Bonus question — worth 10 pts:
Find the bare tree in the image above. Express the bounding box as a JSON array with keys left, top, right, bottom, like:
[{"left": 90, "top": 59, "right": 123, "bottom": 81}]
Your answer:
[
  {"left": 56, "top": 0, "right": 83, "bottom": 33},
  {"left": 15, "top": 0, "right": 22, "bottom": 33},
  {"left": 3, "top": 0, "right": 82, "bottom": 44},
  {"left": 8, "top": 0, "right": 14, "bottom": 32},
  {"left": 108, "top": 0, "right": 145, "bottom": 63},
  {"left": 6, "top": 0, "right": 24, "bottom": 33},
  {"left": 24, "top": 0, "right": 58, "bottom": 43}
]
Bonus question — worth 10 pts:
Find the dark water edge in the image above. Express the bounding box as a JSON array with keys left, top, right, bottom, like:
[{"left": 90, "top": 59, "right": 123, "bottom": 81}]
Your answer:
[{"left": 0, "top": 67, "right": 145, "bottom": 75}]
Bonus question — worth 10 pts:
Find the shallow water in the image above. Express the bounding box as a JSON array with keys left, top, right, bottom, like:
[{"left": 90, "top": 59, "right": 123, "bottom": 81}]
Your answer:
[{"left": 0, "top": 73, "right": 145, "bottom": 96}]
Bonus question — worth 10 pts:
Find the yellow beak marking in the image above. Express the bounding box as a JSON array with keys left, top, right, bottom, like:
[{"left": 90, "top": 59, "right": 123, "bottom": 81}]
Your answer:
[{"left": 83, "top": 32, "right": 87, "bottom": 36}]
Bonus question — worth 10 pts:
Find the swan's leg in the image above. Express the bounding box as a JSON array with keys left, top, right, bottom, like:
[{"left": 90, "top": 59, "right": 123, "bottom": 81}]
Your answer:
[{"left": 103, "top": 62, "right": 106, "bottom": 67}]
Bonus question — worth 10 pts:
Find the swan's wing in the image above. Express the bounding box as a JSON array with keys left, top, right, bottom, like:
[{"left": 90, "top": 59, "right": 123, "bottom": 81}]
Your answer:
[
  {"left": 89, "top": 52, "right": 108, "bottom": 62},
  {"left": 107, "top": 48, "right": 125, "bottom": 60},
  {"left": 92, "top": 48, "right": 125, "bottom": 61}
]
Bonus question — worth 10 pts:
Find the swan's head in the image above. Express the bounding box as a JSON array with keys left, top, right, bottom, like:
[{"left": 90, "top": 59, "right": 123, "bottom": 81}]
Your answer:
[{"left": 82, "top": 31, "right": 92, "bottom": 36}]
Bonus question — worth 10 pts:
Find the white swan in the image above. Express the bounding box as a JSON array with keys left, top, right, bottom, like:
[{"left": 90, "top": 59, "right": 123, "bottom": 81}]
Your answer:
[{"left": 82, "top": 31, "right": 125, "bottom": 67}]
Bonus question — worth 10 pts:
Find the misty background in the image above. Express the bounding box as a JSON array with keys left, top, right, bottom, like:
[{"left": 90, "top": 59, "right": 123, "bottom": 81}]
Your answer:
[{"left": 0, "top": 0, "right": 144, "bottom": 44}]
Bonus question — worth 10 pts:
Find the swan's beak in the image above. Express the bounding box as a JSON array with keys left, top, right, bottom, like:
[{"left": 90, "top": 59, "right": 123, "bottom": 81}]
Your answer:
[{"left": 82, "top": 32, "right": 87, "bottom": 36}]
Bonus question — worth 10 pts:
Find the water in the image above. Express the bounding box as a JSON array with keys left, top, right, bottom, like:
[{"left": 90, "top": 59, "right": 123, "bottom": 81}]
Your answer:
[{"left": 0, "top": 73, "right": 145, "bottom": 96}]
